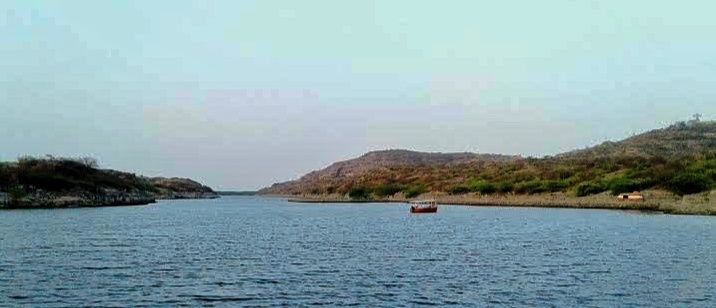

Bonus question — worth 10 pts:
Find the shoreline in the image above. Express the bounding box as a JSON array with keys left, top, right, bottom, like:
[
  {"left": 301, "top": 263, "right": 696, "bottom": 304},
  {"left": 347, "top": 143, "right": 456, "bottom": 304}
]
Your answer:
[
  {"left": 289, "top": 198, "right": 667, "bottom": 214},
  {"left": 0, "top": 193, "right": 220, "bottom": 210},
  {"left": 279, "top": 190, "right": 716, "bottom": 216},
  {"left": 0, "top": 200, "right": 156, "bottom": 210}
]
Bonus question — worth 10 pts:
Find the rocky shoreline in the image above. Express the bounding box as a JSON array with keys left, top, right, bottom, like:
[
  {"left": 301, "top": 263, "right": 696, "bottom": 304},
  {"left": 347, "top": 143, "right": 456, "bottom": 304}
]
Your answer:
[
  {"left": 0, "top": 190, "right": 220, "bottom": 209},
  {"left": 155, "top": 191, "right": 221, "bottom": 200},
  {"left": 0, "top": 190, "right": 156, "bottom": 209}
]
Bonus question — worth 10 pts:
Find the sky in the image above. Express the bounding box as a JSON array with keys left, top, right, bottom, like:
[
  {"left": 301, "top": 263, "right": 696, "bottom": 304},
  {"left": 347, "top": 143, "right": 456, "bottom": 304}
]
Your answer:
[{"left": 1, "top": 1, "right": 715, "bottom": 190}]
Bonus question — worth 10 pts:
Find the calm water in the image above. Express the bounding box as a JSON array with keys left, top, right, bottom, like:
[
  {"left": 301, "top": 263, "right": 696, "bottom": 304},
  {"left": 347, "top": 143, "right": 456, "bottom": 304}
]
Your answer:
[{"left": 1, "top": 197, "right": 714, "bottom": 307}]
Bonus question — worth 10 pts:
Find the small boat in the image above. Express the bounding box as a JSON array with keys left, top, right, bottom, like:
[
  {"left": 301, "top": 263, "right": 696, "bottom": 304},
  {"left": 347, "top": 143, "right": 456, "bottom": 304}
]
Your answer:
[{"left": 409, "top": 200, "right": 438, "bottom": 213}]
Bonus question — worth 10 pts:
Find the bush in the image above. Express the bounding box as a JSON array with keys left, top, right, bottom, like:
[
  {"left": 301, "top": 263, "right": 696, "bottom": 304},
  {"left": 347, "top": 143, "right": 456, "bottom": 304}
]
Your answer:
[
  {"left": 510, "top": 169, "right": 538, "bottom": 182},
  {"left": 448, "top": 185, "right": 470, "bottom": 195},
  {"left": 495, "top": 181, "right": 514, "bottom": 194},
  {"left": 543, "top": 180, "right": 570, "bottom": 192},
  {"left": 7, "top": 187, "right": 27, "bottom": 204},
  {"left": 373, "top": 183, "right": 403, "bottom": 197},
  {"left": 515, "top": 180, "right": 546, "bottom": 194},
  {"left": 348, "top": 187, "right": 371, "bottom": 200},
  {"left": 403, "top": 184, "right": 426, "bottom": 198},
  {"left": 669, "top": 172, "right": 713, "bottom": 195},
  {"left": 606, "top": 177, "right": 651, "bottom": 195},
  {"left": 575, "top": 181, "right": 607, "bottom": 196},
  {"left": 468, "top": 180, "right": 497, "bottom": 194}
]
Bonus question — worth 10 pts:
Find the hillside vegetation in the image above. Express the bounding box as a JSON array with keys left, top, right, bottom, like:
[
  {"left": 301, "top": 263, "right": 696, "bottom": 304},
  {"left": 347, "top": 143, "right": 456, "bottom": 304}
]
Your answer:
[
  {"left": 0, "top": 156, "right": 217, "bottom": 207},
  {"left": 261, "top": 121, "right": 716, "bottom": 200}
]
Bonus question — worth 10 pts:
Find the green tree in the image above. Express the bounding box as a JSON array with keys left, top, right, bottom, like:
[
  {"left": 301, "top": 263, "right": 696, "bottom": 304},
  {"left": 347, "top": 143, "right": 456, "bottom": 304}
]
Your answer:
[{"left": 669, "top": 172, "right": 713, "bottom": 195}]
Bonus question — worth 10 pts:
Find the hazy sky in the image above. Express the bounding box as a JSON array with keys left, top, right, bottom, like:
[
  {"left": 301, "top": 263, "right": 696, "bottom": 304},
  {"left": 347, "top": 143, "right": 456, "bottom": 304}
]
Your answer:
[{"left": 2, "top": 1, "right": 715, "bottom": 189}]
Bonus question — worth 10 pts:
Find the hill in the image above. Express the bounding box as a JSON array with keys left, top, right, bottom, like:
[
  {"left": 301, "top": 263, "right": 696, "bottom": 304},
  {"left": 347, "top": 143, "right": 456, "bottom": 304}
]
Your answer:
[
  {"left": 0, "top": 156, "right": 218, "bottom": 208},
  {"left": 260, "top": 150, "right": 518, "bottom": 196},
  {"left": 560, "top": 120, "right": 716, "bottom": 159},
  {"left": 150, "top": 177, "right": 219, "bottom": 199},
  {"left": 260, "top": 121, "right": 716, "bottom": 205}
]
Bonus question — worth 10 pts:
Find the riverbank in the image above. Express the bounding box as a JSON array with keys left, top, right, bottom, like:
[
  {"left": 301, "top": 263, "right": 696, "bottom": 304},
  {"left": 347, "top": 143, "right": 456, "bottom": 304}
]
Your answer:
[
  {"left": 0, "top": 190, "right": 157, "bottom": 209},
  {"left": 0, "top": 190, "right": 222, "bottom": 209},
  {"left": 283, "top": 189, "right": 716, "bottom": 215}
]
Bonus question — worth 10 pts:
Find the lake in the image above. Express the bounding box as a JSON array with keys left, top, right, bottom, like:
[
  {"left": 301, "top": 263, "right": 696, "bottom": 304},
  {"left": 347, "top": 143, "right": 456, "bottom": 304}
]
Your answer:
[{"left": 1, "top": 196, "right": 714, "bottom": 307}]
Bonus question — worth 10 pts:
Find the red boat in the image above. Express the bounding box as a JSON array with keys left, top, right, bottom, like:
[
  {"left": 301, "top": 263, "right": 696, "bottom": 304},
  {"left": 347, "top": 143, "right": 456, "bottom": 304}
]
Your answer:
[{"left": 409, "top": 200, "right": 438, "bottom": 213}]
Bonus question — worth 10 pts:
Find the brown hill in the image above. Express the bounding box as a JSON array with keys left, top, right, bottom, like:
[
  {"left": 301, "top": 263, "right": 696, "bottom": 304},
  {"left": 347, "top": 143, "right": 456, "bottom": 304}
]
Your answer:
[
  {"left": 261, "top": 150, "right": 518, "bottom": 195},
  {"left": 260, "top": 121, "right": 716, "bottom": 198}
]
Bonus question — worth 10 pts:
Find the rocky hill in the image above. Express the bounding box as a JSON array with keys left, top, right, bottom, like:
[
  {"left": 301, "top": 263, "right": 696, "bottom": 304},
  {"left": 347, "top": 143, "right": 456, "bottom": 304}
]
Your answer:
[
  {"left": 0, "top": 156, "right": 218, "bottom": 208},
  {"left": 261, "top": 121, "right": 716, "bottom": 199},
  {"left": 261, "top": 150, "right": 518, "bottom": 195},
  {"left": 150, "top": 177, "right": 219, "bottom": 199}
]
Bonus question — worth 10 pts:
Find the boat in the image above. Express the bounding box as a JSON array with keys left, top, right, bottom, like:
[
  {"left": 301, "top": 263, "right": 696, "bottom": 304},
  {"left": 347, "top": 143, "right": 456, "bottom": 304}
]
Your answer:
[{"left": 409, "top": 200, "right": 438, "bottom": 213}]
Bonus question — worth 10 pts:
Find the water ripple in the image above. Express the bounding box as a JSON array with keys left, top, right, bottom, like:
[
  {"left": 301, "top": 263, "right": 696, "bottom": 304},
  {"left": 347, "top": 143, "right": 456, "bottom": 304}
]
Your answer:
[{"left": 1, "top": 197, "right": 714, "bottom": 306}]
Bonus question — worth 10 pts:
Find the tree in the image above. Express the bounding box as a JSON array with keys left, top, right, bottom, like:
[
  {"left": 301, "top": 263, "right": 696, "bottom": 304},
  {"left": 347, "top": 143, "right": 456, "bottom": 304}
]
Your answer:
[
  {"left": 669, "top": 172, "right": 712, "bottom": 195},
  {"left": 76, "top": 157, "right": 99, "bottom": 168}
]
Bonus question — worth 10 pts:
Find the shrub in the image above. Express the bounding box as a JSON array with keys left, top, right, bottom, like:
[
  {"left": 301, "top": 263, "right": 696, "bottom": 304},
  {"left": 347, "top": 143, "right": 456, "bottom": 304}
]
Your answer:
[
  {"left": 545, "top": 167, "right": 574, "bottom": 180},
  {"left": 373, "top": 183, "right": 403, "bottom": 197},
  {"left": 606, "top": 177, "right": 651, "bottom": 195},
  {"left": 348, "top": 187, "right": 371, "bottom": 200},
  {"left": 669, "top": 172, "right": 713, "bottom": 195},
  {"left": 7, "top": 187, "right": 27, "bottom": 204},
  {"left": 468, "top": 180, "right": 497, "bottom": 194},
  {"left": 575, "top": 181, "right": 607, "bottom": 196},
  {"left": 515, "top": 180, "right": 546, "bottom": 194},
  {"left": 543, "top": 180, "right": 570, "bottom": 192},
  {"left": 495, "top": 181, "right": 514, "bottom": 194},
  {"left": 707, "top": 170, "right": 716, "bottom": 182},
  {"left": 403, "top": 184, "right": 426, "bottom": 198},
  {"left": 510, "top": 169, "right": 538, "bottom": 182},
  {"left": 472, "top": 182, "right": 497, "bottom": 194},
  {"left": 448, "top": 185, "right": 470, "bottom": 195}
]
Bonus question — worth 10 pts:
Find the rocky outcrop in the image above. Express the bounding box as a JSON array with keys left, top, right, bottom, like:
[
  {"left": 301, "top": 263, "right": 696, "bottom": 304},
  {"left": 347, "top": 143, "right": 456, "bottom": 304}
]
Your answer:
[
  {"left": 0, "top": 189, "right": 156, "bottom": 209},
  {"left": 0, "top": 157, "right": 219, "bottom": 209},
  {"left": 149, "top": 177, "right": 219, "bottom": 199}
]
